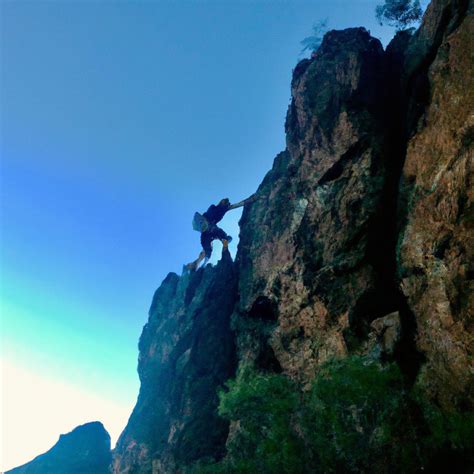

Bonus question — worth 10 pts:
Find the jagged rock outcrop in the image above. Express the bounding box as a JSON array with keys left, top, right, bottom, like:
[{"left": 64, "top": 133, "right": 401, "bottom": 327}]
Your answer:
[
  {"left": 397, "top": 0, "right": 473, "bottom": 410},
  {"left": 236, "top": 27, "right": 398, "bottom": 383},
  {"left": 235, "top": 0, "right": 473, "bottom": 409},
  {"left": 113, "top": 252, "right": 237, "bottom": 473},
  {"left": 6, "top": 422, "right": 111, "bottom": 474}
]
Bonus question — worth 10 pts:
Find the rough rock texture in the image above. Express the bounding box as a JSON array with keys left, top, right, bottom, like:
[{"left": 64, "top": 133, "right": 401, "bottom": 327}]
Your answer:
[
  {"left": 113, "top": 252, "right": 237, "bottom": 473},
  {"left": 235, "top": 0, "right": 473, "bottom": 408},
  {"left": 236, "top": 28, "right": 398, "bottom": 384},
  {"left": 366, "top": 311, "right": 402, "bottom": 358},
  {"left": 6, "top": 422, "right": 111, "bottom": 474},
  {"left": 397, "top": 0, "right": 474, "bottom": 410}
]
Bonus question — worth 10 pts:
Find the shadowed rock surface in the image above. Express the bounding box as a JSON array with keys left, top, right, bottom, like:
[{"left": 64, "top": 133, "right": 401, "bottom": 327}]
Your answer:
[
  {"left": 6, "top": 422, "right": 111, "bottom": 474},
  {"left": 113, "top": 252, "right": 237, "bottom": 473}
]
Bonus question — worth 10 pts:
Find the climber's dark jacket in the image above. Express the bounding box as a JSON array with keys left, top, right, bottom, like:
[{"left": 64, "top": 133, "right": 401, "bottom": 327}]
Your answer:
[{"left": 203, "top": 202, "right": 231, "bottom": 226}]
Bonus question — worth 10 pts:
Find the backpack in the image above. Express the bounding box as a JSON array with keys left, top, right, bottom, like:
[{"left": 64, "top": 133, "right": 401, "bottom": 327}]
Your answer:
[{"left": 192, "top": 212, "right": 209, "bottom": 232}]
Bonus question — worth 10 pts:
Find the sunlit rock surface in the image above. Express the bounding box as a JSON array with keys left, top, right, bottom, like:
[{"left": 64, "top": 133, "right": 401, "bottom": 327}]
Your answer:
[
  {"left": 397, "top": 0, "right": 473, "bottom": 410},
  {"left": 236, "top": 27, "right": 397, "bottom": 384}
]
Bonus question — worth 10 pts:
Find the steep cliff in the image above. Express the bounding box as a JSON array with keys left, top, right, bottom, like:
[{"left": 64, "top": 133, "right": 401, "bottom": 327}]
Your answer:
[
  {"left": 237, "top": 27, "right": 398, "bottom": 383},
  {"left": 113, "top": 252, "right": 237, "bottom": 473},
  {"left": 234, "top": 0, "right": 473, "bottom": 402},
  {"left": 6, "top": 422, "right": 111, "bottom": 474},
  {"left": 110, "top": 0, "right": 473, "bottom": 472},
  {"left": 397, "top": 0, "right": 473, "bottom": 411}
]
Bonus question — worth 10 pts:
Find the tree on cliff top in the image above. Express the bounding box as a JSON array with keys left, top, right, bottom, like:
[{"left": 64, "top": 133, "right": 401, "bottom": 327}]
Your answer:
[
  {"left": 300, "top": 19, "right": 328, "bottom": 56},
  {"left": 376, "top": 0, "right": 423, "bottom": 30}
]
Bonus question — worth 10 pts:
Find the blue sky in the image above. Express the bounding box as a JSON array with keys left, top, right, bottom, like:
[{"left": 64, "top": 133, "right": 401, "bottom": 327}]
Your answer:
[{"left": 0, "top": 0, "right": 408, "bottom": 470}]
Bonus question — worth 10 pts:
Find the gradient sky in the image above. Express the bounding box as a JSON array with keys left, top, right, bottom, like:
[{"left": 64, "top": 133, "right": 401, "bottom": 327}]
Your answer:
[{"left": 0, "top": 0, "right": 420, "bottom": 470}]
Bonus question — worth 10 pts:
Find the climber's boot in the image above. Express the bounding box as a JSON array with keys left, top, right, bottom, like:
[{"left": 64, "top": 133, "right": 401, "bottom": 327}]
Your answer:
[{"left": 222, "top": 236, "right": 232, "bottom": 252}]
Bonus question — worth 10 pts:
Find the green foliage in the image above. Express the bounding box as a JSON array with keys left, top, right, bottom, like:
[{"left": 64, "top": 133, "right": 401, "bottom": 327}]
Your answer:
[
  {"left": 217, "top": 366, "right": 305, "bottom": 473},
  {"left": 303, "top": 356, "right": 410, "bottom": 472},
  {"left": 186, "top": 367, "right": 305, "bottom": 474},
  {"left": 375, "top": 0, "right": 423, "bottom": 30},
  {"left": 412, "top": 390, "right": 474, "bottom": 470},
  {"left": 300, "top": 19, "right": 328, "bottom": 55},
  {"left": 189, "top": 358, "right": 474, "bottom": 473},
  {"left": 424, "top": 403, "right": 474, "bottom": 449}
]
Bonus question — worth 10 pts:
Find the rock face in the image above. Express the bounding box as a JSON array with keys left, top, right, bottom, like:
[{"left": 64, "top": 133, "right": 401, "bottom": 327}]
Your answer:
[
  {"left": 6, "top": 422, "right": 111, "bottom": 474},
  {"left": 397, "top": 0, "right": 474, "bottom": 410},
  {"left": 235, "top": 0, "right": 473, "bottom": 407},
  {"left": 113, "top": 252, "right": 237, "bottom": 473},
  {"left": 110, "top": 0, "right": 473, "bottom": 471},
  {"left": 237, "top": 28, "right": 397, "bottom": 384}
]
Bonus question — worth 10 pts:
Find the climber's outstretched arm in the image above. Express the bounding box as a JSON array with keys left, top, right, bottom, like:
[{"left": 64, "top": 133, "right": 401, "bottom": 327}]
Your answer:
[{"left": 228, "top": 194, "right": 259, "bottom": 210}]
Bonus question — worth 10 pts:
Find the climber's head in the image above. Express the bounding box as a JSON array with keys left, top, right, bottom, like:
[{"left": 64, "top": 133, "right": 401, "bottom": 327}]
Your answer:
[{"left": 219, "top": 198, "right": 230, "bottom": 207}]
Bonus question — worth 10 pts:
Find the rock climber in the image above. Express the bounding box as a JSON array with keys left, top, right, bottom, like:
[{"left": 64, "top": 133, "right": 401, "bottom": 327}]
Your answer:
[{"left": 187, "top": 195, "right": 257, "bottom": 270}]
